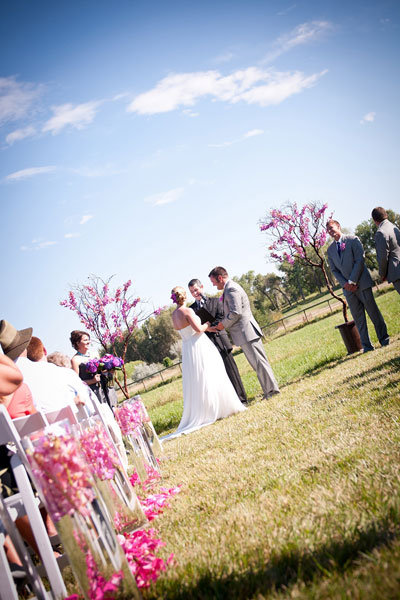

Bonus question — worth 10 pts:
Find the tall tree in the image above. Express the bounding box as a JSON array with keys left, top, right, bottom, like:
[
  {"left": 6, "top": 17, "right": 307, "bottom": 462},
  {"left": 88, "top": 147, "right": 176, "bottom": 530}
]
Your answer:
[
  {"left": 60, "top": 275, "right": 162, "bottom": 398},
  {"left": 260, "top": 201, "right": 349, "bottom": 321}
]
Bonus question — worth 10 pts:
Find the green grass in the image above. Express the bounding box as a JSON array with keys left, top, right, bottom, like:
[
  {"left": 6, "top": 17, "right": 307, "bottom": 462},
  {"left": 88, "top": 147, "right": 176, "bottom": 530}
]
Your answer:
[{"left": 136, "top": 290, "right": 400, "bottom": 599}]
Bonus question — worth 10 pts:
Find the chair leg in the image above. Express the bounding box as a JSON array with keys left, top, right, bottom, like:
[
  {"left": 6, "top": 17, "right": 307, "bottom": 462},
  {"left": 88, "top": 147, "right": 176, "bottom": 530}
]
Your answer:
[{"left": 11, "top": 455, "right": 67, "bottom": 599}]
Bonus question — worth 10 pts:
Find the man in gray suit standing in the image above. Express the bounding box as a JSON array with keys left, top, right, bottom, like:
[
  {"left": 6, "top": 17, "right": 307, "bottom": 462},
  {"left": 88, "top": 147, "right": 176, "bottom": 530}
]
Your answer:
[
  {"left": 208, "top": 266, "right": 280, "bottom": 400},
  {"left": 371, "top": 207, "right": 400, "bottom": 294},
  {"left": 326, "top": 219, "right": 389, "bottom": 352}
]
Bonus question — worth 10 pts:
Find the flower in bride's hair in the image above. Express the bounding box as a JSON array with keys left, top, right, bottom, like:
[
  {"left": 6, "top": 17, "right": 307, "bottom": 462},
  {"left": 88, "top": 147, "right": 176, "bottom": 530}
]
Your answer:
[{"left": 170, "top": 293, "right": 178, "bottom": 304}]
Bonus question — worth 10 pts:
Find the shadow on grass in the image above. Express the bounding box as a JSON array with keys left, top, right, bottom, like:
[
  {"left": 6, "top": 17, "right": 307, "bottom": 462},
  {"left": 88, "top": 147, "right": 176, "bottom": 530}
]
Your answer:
[
  {"left": 153, "top": 413, "right": 181, "bottom": 435},
  {"left": 157, "top": 513, "right": 400, "bottom": 600}
]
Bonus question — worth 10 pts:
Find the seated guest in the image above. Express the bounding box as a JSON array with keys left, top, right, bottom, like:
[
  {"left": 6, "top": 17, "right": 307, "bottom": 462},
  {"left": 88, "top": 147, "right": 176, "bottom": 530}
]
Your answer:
[
  {"left": 0, "top": 321, "right": 80, "bottom": 415},
  {"left": 0, "top": 353, "right": 23, "bottom": 394},
  {"left": 6, "top": 382, "right": 36, "bottom": 419},
  {"left": 47, "top": 351, "right": 95, "bottom": 414},
  {"left": 25, "top": 337, "right": 85, "bottom": 414}
]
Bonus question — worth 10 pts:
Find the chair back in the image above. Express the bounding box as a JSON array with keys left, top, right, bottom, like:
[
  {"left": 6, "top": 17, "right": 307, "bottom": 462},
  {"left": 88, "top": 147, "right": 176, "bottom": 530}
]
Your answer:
[
  {"left": 45, "top": 405, "right": 78, "bottom": 427},
  {"left": 12, "top": 412, "right": 48, "bottom": 440}
]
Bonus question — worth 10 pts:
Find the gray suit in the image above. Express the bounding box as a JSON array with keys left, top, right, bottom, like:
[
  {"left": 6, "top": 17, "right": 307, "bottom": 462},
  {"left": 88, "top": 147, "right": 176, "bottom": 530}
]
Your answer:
[
  {"left": 374, "top": 219, "right": 400, "bottom": 294},
  {"left": 327, "top": 235, "right": 389, "bottom": 351},
  {"left": 220, "top": 279, "right": 279, "bottom": 398}
]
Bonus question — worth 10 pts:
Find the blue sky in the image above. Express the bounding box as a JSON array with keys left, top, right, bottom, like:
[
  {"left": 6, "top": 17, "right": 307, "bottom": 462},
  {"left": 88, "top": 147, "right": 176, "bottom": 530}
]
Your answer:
[{"left": 1, "top": 0, "right": 399, "bottom": 356}]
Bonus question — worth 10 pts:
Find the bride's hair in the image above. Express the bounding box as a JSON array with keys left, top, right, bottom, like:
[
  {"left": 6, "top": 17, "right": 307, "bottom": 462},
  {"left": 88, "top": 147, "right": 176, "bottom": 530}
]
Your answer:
[{"left": 171, "top": 286, "right": 186, "bottom": 306}]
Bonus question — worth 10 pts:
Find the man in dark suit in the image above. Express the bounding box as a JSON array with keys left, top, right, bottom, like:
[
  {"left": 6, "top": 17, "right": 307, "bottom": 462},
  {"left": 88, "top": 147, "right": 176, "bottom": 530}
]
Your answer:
[
  {"left": 371, "top": 207, "right": 400, "bottom": 294},
  {"left": 188, "top": 278, "right": 247, "bottom": 404},
  {"left": 326, "top": 219, "right": 389, "bottom": 352}
]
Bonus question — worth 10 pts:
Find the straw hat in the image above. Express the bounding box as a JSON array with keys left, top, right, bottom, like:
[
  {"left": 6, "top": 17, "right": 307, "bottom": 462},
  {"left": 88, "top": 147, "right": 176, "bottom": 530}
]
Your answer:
[{"left": 0, "top": 320, "right": 33, "bottom": 361}]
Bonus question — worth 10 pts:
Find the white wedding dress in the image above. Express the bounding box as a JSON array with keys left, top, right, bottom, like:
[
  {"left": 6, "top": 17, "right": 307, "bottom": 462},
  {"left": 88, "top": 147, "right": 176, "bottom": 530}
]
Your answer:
[{"left": 162, "top": 324, "right": 246, "bottom": 441}]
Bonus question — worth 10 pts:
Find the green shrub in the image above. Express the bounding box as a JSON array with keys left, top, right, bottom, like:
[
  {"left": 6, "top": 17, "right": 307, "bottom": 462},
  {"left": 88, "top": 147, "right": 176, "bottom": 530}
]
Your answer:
[{"left": 163, "top": 356, "right": 173, "bottom": 368}]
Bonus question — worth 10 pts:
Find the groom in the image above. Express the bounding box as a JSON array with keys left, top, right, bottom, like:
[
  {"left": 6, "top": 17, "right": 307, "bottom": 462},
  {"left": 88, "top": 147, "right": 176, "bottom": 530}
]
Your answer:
[
  {"left": 208, "top": 266, "right": 280, "bottom": 400},
  {"left": 188, "top": 278, "right": 247, "bottom": 404}
]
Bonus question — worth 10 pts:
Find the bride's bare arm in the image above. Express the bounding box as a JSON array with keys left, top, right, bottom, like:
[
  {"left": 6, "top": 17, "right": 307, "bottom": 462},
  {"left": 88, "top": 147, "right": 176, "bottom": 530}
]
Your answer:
[{"left": 183, "top": 307, "right": 209, "bottom": 333}]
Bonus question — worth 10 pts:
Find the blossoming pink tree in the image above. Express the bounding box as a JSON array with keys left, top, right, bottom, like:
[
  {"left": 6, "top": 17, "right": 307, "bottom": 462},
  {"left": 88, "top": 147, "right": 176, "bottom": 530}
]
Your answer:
[
  {"left": 60, "top": 275, "right": 162, "bottom": 398},
  {"left": 260, "top": 202, "right": 349, "bottom": 322}
]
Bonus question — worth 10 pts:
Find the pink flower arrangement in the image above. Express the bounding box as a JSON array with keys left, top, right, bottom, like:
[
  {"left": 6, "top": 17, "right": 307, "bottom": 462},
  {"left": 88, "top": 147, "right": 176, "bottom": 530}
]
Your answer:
[
  {"left": 79, "top": 424, "right": 120, "bottom": 480},
  {"left": 340, "top": 242, "right": 346, "bottom": 252},
  {"left": 27, "top": 433, "right": 95, "bottom": 522},
  {"left": 114, "top": 402, "right": 144, "bottom": 437}
]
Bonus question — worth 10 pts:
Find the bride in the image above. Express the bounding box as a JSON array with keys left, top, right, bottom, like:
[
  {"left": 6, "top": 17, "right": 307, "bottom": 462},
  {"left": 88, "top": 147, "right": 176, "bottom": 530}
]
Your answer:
[{"left": 163, "top": 286, "right": 245, "bottom": 440}]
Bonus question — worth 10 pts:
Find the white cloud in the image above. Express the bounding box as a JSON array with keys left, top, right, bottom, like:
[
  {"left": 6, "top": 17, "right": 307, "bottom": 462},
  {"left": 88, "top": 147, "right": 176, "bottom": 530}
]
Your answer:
[
  {"left": 210, "top": 128, "right": 265, "bottom": 148},
  {"left": 20, "top": 239, "right": 57, "bottom": 251},
  {"left": 235, "top": 70, "right": 327, "bottom": 106},
  {"left": 0, "top": 75, "right": 42, "bottom": 126},
  {"left": 183, "top": 109, "right": 199, "bottom": 118},
  {"left": 37, "top": 240, "right": 57, "bottom": 249},
  {"left": 144, "top": 187, "right": 184, "bottom": 206},
  {"left": 5, "top": 166, "right": 56, "bottom": 182},
  {"left": 208, "top": 140, "right": 235, "bottom": 148},
  {"left": 128, "top": 67, "right": 326, "bottom": 115},
  {"left": 64, "top": 232, "right": 80, "bottom": 238},
  {"left": 360, "top": 111, "right": 376, "bottom": 124},
  {"left": 6, "top": 126, "right": 36, "bottom": 145},
  {"left": 42, "top": 101, "right": 100, "bottom": 135},
  {"left": 277, "top": 4, "right": 297, "bottom": 17},
  {"left": 80, "top": 214, "right": 93, "bottom": 225},
  {"left": 244, "top": 129, "right": 264, "bottom": 138},
  {"left": 263, "top": 21, "right": 332, "bottom": 63}
]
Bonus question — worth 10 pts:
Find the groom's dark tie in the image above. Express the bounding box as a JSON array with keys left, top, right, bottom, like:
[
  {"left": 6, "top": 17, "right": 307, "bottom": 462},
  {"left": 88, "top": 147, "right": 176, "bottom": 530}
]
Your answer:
[{"left": 336, "top": 241, "right": 341, "bottom": 257}]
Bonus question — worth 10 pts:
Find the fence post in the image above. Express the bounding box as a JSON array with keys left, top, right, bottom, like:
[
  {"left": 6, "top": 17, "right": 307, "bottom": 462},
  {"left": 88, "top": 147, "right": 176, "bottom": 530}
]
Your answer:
[
  {"left": 303, "top": 309, "right": 309, "bottom": 323},
  {"left": 327, "top": 299, "right": 332, "bottom": 312},
  {"left": 159, "top": 371, "right": 164, "bottom": 383},
  {"left": 142, "top": 380, "right": 147, "bottom": 392},
  {"left": 282, "top": 319, "right": 287, "bottom": 332}
]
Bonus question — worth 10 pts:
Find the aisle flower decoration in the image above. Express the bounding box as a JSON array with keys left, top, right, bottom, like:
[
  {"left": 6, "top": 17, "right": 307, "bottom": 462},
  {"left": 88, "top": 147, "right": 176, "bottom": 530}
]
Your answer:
[
  {"left": 118, "top": 529, "right": 174, "bottom": 589},
  {"left": 79, "top": 424, "right": 119, "bottom": 481},
  {"left": 26, "top": 433, "right": 95, "bottom": 522},
  {"left": 114, "top": 401, "right": 143, "bottom": 438}
]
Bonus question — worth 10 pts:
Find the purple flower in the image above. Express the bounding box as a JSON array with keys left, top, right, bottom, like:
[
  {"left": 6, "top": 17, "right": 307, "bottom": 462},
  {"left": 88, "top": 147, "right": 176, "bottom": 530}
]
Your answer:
[
  {"left": 86, "top": 359, "right": 100, "bottom": 374},
  {"left": 340, "top": 242, "right": 346, "bottom": 252}
]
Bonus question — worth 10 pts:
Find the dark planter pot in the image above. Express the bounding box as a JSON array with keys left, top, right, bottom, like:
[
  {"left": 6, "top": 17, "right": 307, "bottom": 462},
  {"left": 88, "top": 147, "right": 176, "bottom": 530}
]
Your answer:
[{"left": 335, "top": 320, "right": 362, "bottom": 354}]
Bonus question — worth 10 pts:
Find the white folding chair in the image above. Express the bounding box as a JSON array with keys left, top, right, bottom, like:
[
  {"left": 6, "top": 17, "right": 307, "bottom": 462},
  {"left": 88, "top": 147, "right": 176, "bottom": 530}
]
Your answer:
[
  {"left": 0, "top": 406, "right": 67, "bottom": 599},
  {"left": 0, "top": 492, "right": 52, "bottom": 600}
]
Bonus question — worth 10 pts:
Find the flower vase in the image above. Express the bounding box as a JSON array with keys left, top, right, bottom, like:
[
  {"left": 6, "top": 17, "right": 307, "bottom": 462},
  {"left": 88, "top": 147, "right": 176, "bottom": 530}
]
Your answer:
[
  {"left": 115, "top": 401, "right": 161, "bottom": 484},
  {"left": 131, "top": 395, "right": 164, "bottom": 458},
  {"left": 23, "top": 430, "right": 141, "bottom": 600},
  {"left": 77, "top": 418, "right": 147, "bottom": 534}
]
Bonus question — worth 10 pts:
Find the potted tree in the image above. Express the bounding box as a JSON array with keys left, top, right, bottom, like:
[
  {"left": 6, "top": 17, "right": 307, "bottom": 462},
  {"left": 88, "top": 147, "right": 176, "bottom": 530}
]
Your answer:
[{"left": 260, "top": 202, "right": 362, "bottom": 354}]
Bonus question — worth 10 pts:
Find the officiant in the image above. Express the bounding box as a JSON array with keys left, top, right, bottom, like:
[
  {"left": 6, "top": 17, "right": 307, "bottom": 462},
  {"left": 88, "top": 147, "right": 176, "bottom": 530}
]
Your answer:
[{"left": 188, "top": 279, "right": 247, "bottom": 404}]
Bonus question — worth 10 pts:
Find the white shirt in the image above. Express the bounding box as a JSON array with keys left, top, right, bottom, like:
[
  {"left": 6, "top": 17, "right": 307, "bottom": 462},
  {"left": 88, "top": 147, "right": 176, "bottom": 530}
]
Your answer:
[
  {"left": 16, "top": 357, "right": 78, "bottom": 414},
  {"left": 53, "top": 366, "right": 95, "bottom": 414}
]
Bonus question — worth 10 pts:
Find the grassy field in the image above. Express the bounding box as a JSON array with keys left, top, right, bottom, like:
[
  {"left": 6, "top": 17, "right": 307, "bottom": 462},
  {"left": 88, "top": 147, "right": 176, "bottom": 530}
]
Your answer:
[{"left": 138, "top": 290, "right": 400, "bottom": 599}]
